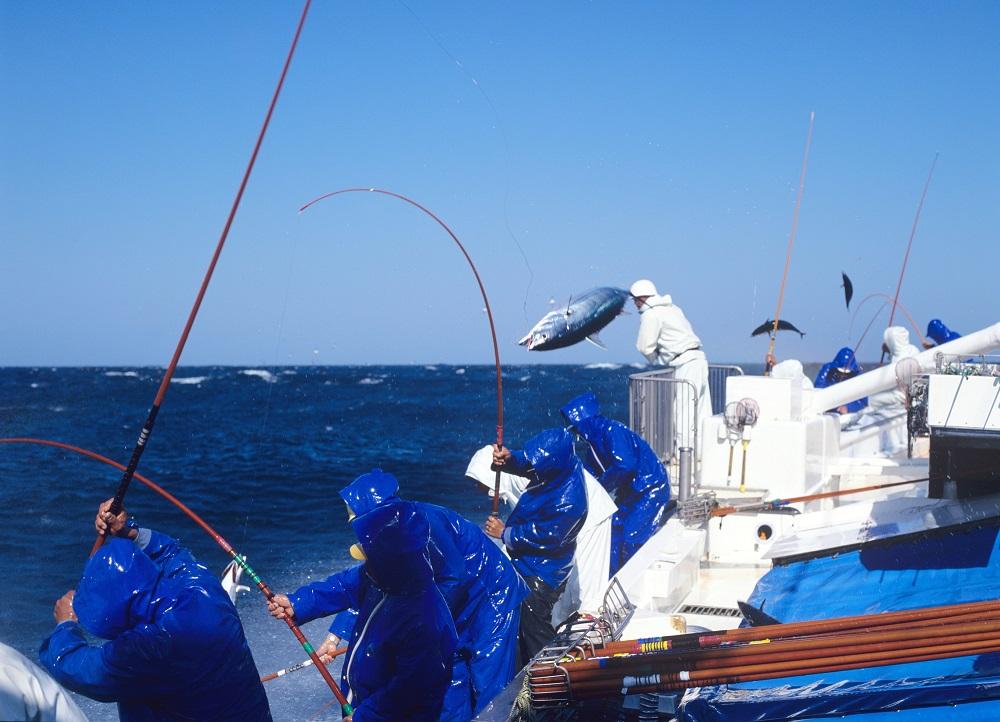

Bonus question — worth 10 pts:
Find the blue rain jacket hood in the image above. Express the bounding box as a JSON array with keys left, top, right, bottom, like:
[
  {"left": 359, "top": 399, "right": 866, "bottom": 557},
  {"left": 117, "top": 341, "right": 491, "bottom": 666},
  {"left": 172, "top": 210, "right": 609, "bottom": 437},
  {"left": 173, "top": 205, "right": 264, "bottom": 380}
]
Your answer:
[
  {"left": 561, "top": 392, "right": 600, "bottom": 426},
  {"left": 814, "top": 347, "right": 867, "bottom": 413},
  {"left": 40, "top": 531, "right": 271, "bottom": 722},
  {"left": 333, "top": 477, "right": 528, "bottom": 718},
  {"left": 288, "top": 503, "right": 456, "bottom": 722},
  {"left": 571, "top": 410, "right": 671, "bottom": 574},
  {"left": 75, "top": 539, "right": 159, "bottom": 639},
  {"left": 353, "top": 501, "right": 433, "bottom": 595},
  {"left": 927, "top": 319, "right": 961, "bottom": 345},
  {"left": 502, "top": 428, "right": 587, "bottom": 588},
  {"left": 340, "top": 469, "right": 400, "bottom": 518}
]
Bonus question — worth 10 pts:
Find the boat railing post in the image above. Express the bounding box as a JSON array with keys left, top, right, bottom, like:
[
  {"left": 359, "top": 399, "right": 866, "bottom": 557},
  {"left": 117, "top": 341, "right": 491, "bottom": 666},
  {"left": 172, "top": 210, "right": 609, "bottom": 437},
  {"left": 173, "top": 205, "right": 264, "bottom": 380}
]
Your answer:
[{"left": 678, "top": 446, "right": 694, "bottom": 501}]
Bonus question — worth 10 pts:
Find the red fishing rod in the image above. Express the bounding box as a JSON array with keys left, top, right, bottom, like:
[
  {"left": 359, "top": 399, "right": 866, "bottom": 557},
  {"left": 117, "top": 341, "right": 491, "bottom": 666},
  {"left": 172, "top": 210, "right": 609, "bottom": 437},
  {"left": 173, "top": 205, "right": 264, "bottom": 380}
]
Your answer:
[
  {"left": 766, "top": 111, "right": 815, "bottom": 374},
  {"left": 93, "top": 0, "right": 313, "bottom": 556},
  {"left": 0, "top": 436, "right": 353, "bottom": 717},
  {"left": 880, "top": 153, "right": 939, "bottom": 365},
  {"left": 298, "top": 187, "right": 506, "bottom": 513}
]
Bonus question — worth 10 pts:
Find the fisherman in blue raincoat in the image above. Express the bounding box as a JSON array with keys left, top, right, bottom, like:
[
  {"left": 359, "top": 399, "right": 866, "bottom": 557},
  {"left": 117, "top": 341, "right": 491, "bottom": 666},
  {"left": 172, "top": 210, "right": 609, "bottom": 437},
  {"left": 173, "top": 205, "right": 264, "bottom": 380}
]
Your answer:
[
  {"left": 269, "top": 500, "right": 456, "bottom": 722},
  {"left": 489, "top": 428, "right": 587, "bottom": 665},
  {"left": 318, "top": 469, "right": 527, "bottom": 720},
  {"left": 925, "top": 319, "right": 961, "bottom": 348},
  {"left": 39, "top": 500, "right": 271, "bottom": 722},
  {"left": 560, "top": 392, "right": 671, "bottom": 575},
  {"left": 814, "top": 347, "right": 867, "bottom": 413}
]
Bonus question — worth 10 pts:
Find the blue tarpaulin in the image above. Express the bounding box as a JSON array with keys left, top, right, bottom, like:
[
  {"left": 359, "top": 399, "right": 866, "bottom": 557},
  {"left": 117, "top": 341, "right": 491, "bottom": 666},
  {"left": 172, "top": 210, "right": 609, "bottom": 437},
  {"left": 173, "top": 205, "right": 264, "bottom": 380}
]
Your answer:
[{"left": 677, "top": 520, "right": 1000, "bottom": 721}]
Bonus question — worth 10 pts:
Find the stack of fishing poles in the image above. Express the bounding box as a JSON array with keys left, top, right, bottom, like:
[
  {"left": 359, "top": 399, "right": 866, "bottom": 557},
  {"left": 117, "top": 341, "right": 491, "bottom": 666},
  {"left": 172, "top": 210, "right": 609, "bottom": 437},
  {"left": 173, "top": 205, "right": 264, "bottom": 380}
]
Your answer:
[{"left": 529, "top": 598, "right": 1000, "bottom": 705}]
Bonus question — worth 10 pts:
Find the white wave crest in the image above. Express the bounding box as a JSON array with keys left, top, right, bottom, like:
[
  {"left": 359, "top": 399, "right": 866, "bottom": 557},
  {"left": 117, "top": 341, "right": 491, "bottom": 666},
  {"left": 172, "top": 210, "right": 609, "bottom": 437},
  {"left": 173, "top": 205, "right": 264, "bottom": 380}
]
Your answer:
[
  {"left": 584, "top": 362, "right": 623, "bottom": 370},
  {"left": 280, "top": 370, "right": 297, "bottom": 375},
  {"left": 454, "top": 368, "right": 466, "bottom": 375},
  {"left": 104, "top": 370, "right": 139, "bottom": 378},
  {"left": 172, "top": 376, "right": 207, "bottom": 385},
  {"left": 358, "top": 377, "right": 384, "bottom": 385},
  {"left": 29, "top": 382, "right": 41, "bottom": 389},
  {"left": 241, "top": 369, "right": 277, "bottom": 383},
  {"left": 424, "top": 365, "right": 438, "bottom": 371}
]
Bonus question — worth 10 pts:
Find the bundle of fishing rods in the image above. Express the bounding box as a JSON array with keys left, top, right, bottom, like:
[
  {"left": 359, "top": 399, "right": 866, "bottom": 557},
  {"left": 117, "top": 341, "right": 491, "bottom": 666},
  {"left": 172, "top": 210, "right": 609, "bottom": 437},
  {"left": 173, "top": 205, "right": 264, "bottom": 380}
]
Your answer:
[{"left": 528, "top": 597, "right": 1000, "bottom": 706}]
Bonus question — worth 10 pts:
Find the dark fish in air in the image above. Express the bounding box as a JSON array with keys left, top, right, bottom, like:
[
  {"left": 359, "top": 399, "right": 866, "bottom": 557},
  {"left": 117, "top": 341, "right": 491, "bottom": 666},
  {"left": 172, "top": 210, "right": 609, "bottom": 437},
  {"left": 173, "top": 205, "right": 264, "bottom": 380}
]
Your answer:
[
  {"left": 841, "top": 271, "right": 853, "bottom": 310},
  {"left": 518, "top": 287, "right": 630, "bottom": 351},
  {"left": 751, "top": 319, "right": 806, "bottom": 338}
]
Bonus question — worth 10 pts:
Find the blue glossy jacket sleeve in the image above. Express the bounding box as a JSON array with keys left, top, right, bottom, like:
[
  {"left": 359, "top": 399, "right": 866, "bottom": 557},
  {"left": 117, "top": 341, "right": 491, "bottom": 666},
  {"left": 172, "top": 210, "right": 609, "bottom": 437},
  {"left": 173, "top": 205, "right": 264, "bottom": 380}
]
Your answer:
[{"left": 288, "top": 565, "right": 366, "bottom": 625}]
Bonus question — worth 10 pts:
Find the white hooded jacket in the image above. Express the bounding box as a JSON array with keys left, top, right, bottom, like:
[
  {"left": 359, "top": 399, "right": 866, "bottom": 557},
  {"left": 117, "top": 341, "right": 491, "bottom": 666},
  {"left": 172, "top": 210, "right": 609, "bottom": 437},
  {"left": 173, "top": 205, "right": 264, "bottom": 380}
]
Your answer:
[{"left": 635, "top": 294, "right": 703, "bottom": 367}]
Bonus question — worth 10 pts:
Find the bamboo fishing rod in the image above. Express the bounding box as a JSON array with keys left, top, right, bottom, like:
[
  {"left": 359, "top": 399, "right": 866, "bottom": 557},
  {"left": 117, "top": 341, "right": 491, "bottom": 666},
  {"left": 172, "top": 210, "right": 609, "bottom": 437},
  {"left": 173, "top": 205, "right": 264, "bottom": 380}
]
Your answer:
[
  {"left": 589, "top": 597, "right": 1000, "bottom": 658},
  {"left": 0, "top": 437, "right": 353, "bottom": 716},
  {"left": 298, "top": 187, "right": 506, "bottom": 514},
  {"left": 542, "top": 636, "right": 1000, "bottom": 699},
  {"left": 880, "top": 153, "right": 939, "bottom": 365},
  {"left": 766, "top": 111, "right": 815, "bottom": 374},
  {"left": 92, "top": 0, "right": 313, "bottom": 557},
  {"left": 531, "top": 615, "right": 1000, "bottom": 681},
  {"left": 261, "top": 647, "right": 347, "bottom": 683},
  {"left": 709, "top": 475, "right": 928, "bottom": 517}
]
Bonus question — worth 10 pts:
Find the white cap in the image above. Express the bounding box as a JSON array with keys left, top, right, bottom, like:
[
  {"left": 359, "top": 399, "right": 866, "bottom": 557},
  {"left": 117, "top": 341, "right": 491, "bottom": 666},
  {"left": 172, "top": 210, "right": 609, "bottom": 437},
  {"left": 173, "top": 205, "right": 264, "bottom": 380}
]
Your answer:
[
  {"left": 629, "top": 279, "right": 658, "bottom": 298},
  {"left": 465, "top": 445, "right": 528, "bottom": 504}
]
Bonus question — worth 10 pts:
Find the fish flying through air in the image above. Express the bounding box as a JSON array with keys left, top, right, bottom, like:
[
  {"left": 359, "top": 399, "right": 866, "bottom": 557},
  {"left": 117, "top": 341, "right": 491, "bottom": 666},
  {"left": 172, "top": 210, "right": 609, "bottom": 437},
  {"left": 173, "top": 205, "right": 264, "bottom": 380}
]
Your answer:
[
  {"left": 519, "top": 287, "right": 631, "bottom": 351},
  {"left": 751, "top": 319, "right": 806, "bottom": 338},
  {"left": 841, "top": 272, "right": 853, "bottom": 310}
]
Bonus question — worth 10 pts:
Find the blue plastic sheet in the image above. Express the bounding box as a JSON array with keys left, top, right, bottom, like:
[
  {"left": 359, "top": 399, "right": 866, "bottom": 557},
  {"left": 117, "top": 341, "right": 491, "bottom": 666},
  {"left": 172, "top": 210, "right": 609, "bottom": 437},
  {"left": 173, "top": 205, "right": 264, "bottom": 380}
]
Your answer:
[{"left": 677, "top": 520, "right": 1000, "bottom": 720}]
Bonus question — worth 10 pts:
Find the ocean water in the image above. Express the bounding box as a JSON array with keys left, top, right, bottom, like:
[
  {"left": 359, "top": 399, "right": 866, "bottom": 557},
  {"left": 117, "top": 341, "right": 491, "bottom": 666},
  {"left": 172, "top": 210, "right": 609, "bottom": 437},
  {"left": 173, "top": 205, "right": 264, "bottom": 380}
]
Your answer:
[{"left": 0, "top": 364, "right": 640, "bottom": 721}]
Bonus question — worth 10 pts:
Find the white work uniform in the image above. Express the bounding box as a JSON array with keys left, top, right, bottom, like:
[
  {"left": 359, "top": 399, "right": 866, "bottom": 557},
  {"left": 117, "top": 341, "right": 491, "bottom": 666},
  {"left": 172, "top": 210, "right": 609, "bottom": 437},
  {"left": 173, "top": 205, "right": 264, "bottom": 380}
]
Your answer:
[
  {"left": 0, "top": 642, "right": 88, "bottom": 722},
  {"left": 865, "top": 326, "right": 921, "bottom": 453},
  {"left": 635, "top": 294, "right": 712, "bottom": 452},
  {"left": 466, "top": 446, "right": 617, "bottom": 625}
]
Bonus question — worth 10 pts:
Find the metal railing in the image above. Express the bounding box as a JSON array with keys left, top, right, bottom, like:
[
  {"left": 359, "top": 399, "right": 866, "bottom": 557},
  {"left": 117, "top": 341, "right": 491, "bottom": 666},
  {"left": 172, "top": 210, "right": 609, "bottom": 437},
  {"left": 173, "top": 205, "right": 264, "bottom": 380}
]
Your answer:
[{"left": 628, "top": 364, "right": 743, "bottom": 464}]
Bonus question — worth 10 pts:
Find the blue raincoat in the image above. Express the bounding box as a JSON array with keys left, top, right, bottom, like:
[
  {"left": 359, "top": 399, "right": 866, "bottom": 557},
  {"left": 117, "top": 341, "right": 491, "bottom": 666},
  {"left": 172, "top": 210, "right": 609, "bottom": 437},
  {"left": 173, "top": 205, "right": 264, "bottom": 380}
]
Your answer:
[
  {"left": 500, "top": 428, "right": 588, "bottom": 590},
  {"left": 927, "top": 319, "right": 961, "bottom": 345},
  {"left": 814, "top": 347, "right": 867, "bottom": 413},
  {"left": 562, "top": 392, "right": 671, "bottom": 574},
  {"left": 39, "top": 531, "right": 270, "bottom": 722},
  {"left": 288, "top": 501, "right": 457, "bottom": 722},
  {"left": 330, "top": 470, "right": 528, "bottom": 719}
]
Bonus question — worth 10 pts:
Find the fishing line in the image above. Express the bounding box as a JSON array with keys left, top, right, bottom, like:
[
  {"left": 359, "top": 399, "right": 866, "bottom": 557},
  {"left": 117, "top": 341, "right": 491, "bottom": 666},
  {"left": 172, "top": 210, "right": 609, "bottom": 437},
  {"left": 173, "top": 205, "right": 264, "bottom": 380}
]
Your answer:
[
  {"left": 766, "top": 112, "right": 815, "bottom": 373},
  {"left": 298, "top": 187, "right": 506, "bottom": 513},
  {"left": 395, "top": 0, "right": 535, "bottom": 323},
  {"left": 0, "top": 436, "right": 353, "bottom": 715},
  {"left": 881, "top": 153, "right": 939, "bottom": 365},
  {"left": 850, "top": 293, "right": 926, "bottom": 360},
  {"left": 92, "top": 0, "right": 314, "bottom": 557}
]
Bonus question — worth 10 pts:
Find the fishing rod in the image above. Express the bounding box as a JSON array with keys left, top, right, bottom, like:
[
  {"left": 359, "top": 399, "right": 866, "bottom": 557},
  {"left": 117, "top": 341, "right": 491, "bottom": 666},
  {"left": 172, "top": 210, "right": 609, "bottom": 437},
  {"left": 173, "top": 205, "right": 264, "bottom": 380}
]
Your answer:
[
  {"left": 0, "top": 437, "right": 353, "bottom": 716},
  {"left": 588, "top": 597, "right": 1000, "bottom": 658},
  {"left": 880, "top": 153, "right": 939, "bottom": 365},
  {"left": 766, "top": 111, "right": 815, "bottom": 374},
  {"left": 261, "top": 647, "right": 347, "bottom": 683},
  {"left": 298, "top": 187, "right": 506, "bottom": 514},
  {"left": 710, "top": 475, "right": 928, "bottom": 517},
  {"left": 92, "top": 0, "right": 313, "bottom": 557}
]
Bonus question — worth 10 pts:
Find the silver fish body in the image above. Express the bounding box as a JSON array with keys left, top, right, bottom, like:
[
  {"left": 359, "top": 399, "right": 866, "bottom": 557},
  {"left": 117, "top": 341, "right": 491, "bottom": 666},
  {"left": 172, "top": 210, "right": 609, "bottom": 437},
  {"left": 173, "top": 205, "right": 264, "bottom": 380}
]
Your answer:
[{"left": 518, "top": 287, "right": 630, "bottom": 351}]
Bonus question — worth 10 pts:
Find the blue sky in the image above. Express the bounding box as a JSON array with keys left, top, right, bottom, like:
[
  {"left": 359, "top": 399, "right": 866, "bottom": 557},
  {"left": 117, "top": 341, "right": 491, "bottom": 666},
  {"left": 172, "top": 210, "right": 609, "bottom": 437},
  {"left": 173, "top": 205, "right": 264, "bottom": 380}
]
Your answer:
[{"left": 2, "top": 1, "right": 997, "bottom": 366}]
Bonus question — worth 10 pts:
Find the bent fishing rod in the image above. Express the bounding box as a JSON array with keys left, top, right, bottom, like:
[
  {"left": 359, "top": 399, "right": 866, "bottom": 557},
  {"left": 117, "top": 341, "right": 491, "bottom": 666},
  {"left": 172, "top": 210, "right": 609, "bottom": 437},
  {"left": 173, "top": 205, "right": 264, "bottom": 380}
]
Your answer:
[
  {"left": 0, "top": 436, "right": 353, "bottom": 716},
  {"left": 93, "top": 0, "right": 312, "bottom": 556},
  {"left": 880, "top": 152, "right": 939, "bottom": 365},
  {"left": 766, "top": 111, "right": 815, "bottom": 374},
  {"left": 298, "top": 187, "right": 506, "bottom": 513}
]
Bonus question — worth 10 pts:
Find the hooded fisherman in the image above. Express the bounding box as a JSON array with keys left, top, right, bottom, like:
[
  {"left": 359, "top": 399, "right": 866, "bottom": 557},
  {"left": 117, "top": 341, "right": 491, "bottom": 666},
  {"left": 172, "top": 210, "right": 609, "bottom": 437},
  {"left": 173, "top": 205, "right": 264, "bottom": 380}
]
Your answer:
[
  {"left": 814, "top": 347, "right": 867, "bottom": 413},
  {"left": 630, "top": 279, "right": 711, "bottom": 454},
  {"left": 313, "top": 469, "right": 527, "bottom": 721},
  {"left": 269, "top": 500, "right": 456, "bottom": 722},
  {"left": 862, "top": 326, "right": 922, "bottom": 453},
  {"left": 487, "top": 428, "right": 588, "bottom": 665},
  {"left": 924, "top": 318, "right": 962, "bottom": 348},
  {"left": 39, "top": 500, "right": 271, "bottom": 722},
  {"left": 466, "top": 445, "right": 617, "bottom": 626},
  {"left": 561, "top": 392, "right": 672, "bottom": 574}
]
